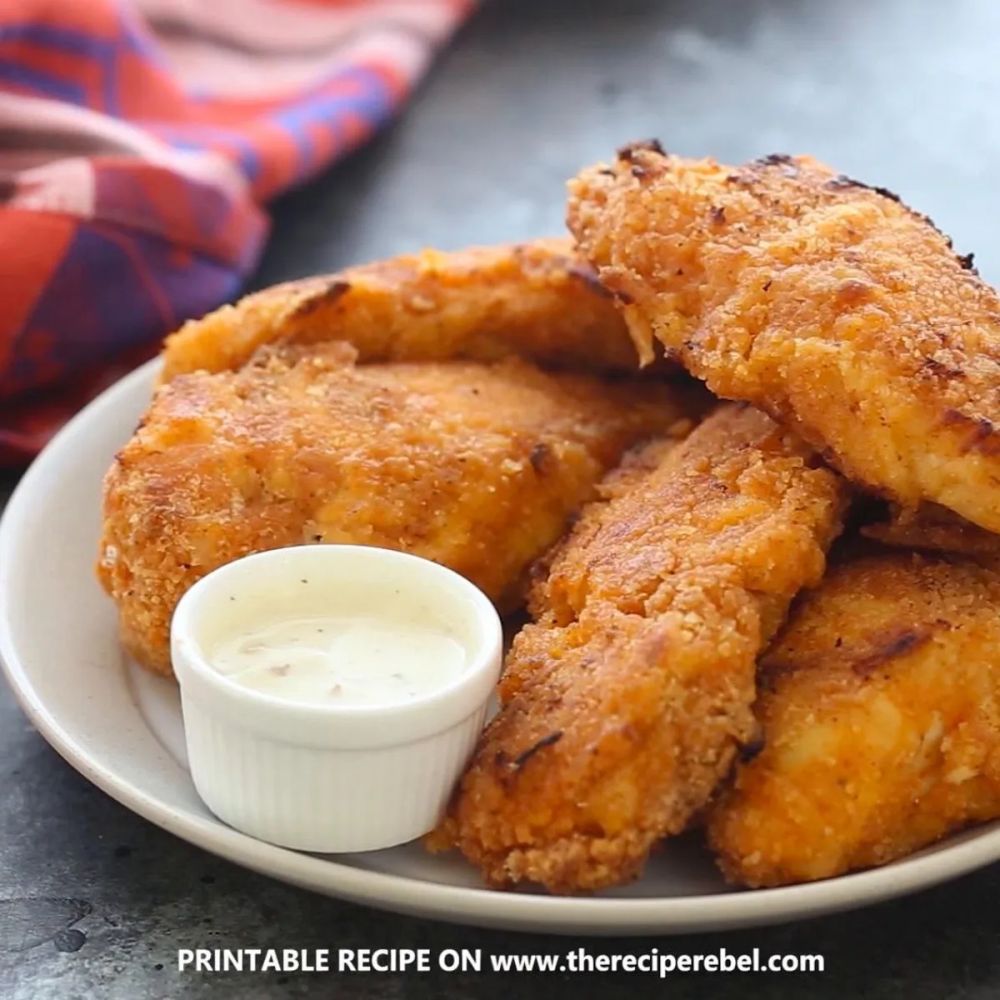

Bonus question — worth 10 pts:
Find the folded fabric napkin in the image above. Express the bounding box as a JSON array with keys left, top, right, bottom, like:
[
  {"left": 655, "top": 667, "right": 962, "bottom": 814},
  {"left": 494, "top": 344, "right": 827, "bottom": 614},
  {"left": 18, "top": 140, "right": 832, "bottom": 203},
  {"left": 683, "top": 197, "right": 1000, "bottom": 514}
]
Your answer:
[{"left": 0, "top": 0, "right": 471, "bottom": 465}]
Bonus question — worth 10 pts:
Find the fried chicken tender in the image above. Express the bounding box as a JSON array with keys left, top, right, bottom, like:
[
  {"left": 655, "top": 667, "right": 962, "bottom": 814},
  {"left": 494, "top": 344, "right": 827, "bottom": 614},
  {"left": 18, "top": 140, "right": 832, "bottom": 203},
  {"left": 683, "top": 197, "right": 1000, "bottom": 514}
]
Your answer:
[
  {"left": 99, "top": 345, "right": 693, "bottom": 676},
  {"left": 708, "top": 551, "right": 1000, "bottom": 888},
  {"left": 863, "top": 503, "right": 1000, "bottom": 572},
  {"left": 568, "top": 144, "right": 1000, "bottom": 532},
  {"left": 161, "top": 240, "right": 641, "bottom": 382},
  {"left": 432, "top": 405, "right": 847, "bottom": 892}
]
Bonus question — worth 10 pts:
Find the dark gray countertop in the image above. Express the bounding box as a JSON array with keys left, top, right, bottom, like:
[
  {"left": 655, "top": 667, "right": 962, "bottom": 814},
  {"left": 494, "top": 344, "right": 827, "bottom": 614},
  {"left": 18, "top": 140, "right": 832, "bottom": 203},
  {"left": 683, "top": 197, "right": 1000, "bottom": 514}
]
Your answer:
[{"left": 3, "top": 1, "right": 999, "bottom": 996}]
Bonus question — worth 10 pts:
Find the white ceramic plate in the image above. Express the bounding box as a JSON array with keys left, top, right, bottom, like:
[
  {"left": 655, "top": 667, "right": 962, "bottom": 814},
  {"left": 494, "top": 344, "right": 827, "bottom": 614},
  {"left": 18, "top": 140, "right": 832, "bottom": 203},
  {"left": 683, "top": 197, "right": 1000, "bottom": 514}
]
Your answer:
[{"left": 2, "top": 359, "right": 999, "bottom": 936}]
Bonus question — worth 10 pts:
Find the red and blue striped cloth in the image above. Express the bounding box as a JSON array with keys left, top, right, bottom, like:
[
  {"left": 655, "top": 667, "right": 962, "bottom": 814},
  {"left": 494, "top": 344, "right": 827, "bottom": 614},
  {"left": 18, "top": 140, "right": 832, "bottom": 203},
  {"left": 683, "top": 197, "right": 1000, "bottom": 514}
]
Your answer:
[{"left": 0, "top": 0, "right": 471, "bottom": 464}]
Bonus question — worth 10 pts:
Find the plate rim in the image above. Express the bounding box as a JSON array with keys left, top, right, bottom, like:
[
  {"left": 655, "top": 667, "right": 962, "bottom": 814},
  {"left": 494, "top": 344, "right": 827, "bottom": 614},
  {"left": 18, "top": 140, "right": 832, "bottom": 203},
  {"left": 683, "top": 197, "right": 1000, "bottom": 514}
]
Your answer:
[{"left": 2, "top": 358, "right": 999, "bottom": 936}]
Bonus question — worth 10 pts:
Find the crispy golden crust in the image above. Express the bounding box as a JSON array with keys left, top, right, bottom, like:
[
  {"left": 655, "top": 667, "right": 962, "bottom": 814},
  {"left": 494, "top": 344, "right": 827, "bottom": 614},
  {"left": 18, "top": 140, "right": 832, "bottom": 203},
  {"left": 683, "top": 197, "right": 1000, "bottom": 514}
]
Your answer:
[
  {"left": 98, "top": 345, "right": 693, "bottom": 675},
  {"left": 862, "top": 503, "right": 1000, "bottom": 571},
  {"left": 707, "top": 551, "right": 1000, "bottom": 888},
  {"left": 568, "top": 145, "right": 1000, "bottom": 531},
  {"left": 161, "top": 240, "right": 642, "bottom": 382},
  {"left": 431, "top": 405, "right": 847, "bottom": 892}
]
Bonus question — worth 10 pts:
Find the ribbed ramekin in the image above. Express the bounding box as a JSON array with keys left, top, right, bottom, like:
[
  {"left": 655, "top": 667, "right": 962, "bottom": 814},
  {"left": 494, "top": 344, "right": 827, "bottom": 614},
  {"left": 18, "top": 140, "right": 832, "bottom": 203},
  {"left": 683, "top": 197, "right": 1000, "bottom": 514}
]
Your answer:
[{"left": 171, "top": 545, "right": 502, "bottom": 852}]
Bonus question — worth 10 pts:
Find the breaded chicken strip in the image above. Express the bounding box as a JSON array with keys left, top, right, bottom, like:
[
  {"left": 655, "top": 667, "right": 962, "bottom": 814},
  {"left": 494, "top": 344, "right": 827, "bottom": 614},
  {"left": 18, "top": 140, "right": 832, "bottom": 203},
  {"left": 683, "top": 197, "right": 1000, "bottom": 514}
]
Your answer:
[
  {"left": 432, "top": 405, "right": 847, "bottom": 892},
  {"left": 708, "top": 551, "right": 1000, "bottom": 887},
  {"left": 863, "top": 503, "right": 1000, "bottom": 571},
  {"left": 99, "top": 344, "right": 694, "bottom": 676},
  {"left": 161, "top": 240, "right": 641, "bottom": 382},
  {"left": 568, "top": 144, "right": 1000, "bottom": 532}
]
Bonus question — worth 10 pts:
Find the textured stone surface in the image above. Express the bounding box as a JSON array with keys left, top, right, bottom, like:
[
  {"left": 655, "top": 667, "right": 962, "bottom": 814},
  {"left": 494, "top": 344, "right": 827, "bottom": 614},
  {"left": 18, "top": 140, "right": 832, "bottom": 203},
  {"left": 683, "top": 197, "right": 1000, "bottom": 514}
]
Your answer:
[{"left": 3, "top": 0, "right": 1000, "bottom": 995}]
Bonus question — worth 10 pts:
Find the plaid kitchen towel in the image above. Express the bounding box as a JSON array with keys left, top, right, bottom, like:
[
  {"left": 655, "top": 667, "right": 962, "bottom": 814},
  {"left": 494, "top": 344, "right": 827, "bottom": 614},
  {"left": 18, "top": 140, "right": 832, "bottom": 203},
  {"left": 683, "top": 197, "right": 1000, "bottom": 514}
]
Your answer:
[{"left": 0, "top": 0, "right": 472, "bottom": 464}]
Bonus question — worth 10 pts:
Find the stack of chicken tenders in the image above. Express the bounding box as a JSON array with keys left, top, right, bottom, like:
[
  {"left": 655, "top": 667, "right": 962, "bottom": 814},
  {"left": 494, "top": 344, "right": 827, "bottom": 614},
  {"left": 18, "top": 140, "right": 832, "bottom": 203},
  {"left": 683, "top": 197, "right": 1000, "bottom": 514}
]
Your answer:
[{"left": 100, "top": 143, "right": 1000, "bottom": 894}]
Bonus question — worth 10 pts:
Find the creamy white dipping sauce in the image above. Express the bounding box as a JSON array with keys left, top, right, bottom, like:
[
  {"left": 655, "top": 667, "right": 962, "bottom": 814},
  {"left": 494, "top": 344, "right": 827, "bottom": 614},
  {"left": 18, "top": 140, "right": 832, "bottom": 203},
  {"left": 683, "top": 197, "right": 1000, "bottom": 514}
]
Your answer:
[{"left": 209, "top": 613, "right": 468, "bottom": 707}]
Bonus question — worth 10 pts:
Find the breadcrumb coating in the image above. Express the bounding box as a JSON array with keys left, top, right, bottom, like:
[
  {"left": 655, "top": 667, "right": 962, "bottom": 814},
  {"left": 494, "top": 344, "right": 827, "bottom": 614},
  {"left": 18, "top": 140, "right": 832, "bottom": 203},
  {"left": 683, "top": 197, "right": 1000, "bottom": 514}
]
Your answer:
[
  {"left": 568, "top": 145, "right": 1000, "bottom": 531},
  {"left": 431, "top": 404, "right": 847, "bottom": 892},
  {"left": 708, "top": 550, "right": 1000, "bottom": 887},
  {"left": 98, "top": 346, "right": 693, "bottom": 675},
  {"left": 161, "top": 240, "right": 642, "bottom": 382},
  {"left": 863, "top": 503, "right": 1000, "bottom": 571}
]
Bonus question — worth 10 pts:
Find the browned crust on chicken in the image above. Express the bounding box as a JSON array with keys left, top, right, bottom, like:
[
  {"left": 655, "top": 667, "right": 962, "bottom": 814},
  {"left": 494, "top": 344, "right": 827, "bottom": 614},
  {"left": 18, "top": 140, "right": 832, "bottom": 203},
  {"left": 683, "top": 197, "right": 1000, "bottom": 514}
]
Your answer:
[
  {"left": 161, "top": 239, "right": 643, "bottom": 382},
  {"left": 568, "top": 147, "right": 1000, "bottom": 531},
  {"left": 99, "top": 345, "right": 695, "bottom": 675},
  {"left": 862, "top": 503, "right": 1000, "bottom": 571},
  {"left": 430, "top": 404, "right": 847, "bottom": 892},
  {"left": 708, "top": 550, "right": 1000, "bottom": 887}
]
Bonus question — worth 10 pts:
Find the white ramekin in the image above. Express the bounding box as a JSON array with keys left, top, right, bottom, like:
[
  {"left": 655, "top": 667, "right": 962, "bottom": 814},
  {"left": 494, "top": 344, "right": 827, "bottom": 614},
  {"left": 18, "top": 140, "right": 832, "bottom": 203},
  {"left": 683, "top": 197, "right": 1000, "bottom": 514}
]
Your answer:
[{"left": 171, "top": 545, "right": 502, "bottom": 853}]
